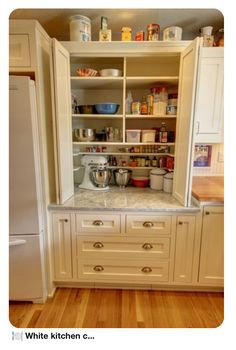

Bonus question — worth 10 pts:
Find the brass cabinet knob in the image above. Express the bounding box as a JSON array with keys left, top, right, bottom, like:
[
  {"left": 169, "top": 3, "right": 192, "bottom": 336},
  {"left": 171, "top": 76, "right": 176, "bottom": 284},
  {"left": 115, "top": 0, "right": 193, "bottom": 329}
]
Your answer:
[
  {"left": 141, "top": 266, "right": 152, "bottom": 273},
  {"left": 93, "top": 242, "right": 104, "bottom": 249},
  {"left": 142, "top": 243, "right": 153, "bottom": 250},
  {"left": 143, "top": 221, "right": 154, "bottom": 228},
  {"left": 93, "top": 265, "right": 104, "bottom": 272},
  {"left": 64, "top": 219, "right": 68, "bottom": 223},
  {"left": 92, "top": 220, "right": 104, "bottom": 226},
  {"left": 178, "top": 221, "right": 183, "bottom": 225},
  {"left": 205, "top": 211, "right": 210, "bottom": 215}
]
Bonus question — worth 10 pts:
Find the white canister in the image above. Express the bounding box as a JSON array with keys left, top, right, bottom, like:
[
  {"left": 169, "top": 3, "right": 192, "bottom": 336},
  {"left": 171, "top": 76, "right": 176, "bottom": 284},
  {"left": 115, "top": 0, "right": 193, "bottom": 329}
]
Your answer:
[
  {"left": 200, "top": 26, "right": 213, "bottom": 36},
  {"left": 163, "top": 26, "right": 182, "bottom": 41},
  {"left": 163, "top": 172, "right": 174, "bottom": 193},
  {"left": 150, "top": 169, "right": 167, "bottom": 190},
  {"left": 70, "top": 15, "right": 91, "bottom": 41}
]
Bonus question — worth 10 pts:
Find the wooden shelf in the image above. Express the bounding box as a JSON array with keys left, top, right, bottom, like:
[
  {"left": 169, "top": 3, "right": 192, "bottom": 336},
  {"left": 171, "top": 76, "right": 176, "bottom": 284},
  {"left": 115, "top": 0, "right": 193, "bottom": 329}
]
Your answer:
[
  {"left": 125, "top": 114, "right": 176, "bottom": 119},
  {"left": 72, "top": 113, "right": 123, "bottom": 119},
  {"left": 71, "top": 76, "right": 123, "bottom": 89}
]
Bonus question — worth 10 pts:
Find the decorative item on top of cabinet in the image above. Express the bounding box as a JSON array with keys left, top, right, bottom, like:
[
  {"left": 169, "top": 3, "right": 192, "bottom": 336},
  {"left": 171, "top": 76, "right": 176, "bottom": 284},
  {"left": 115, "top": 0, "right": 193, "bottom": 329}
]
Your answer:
[{"left": 198, "top": 206, "right": 224, "bottom": 286}]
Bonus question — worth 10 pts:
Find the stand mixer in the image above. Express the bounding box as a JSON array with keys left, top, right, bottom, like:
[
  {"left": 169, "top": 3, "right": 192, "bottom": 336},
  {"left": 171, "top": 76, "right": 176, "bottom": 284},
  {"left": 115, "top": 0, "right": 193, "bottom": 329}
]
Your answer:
[{"left": 79, "top": 155, "right": 111, "bottom": 190}]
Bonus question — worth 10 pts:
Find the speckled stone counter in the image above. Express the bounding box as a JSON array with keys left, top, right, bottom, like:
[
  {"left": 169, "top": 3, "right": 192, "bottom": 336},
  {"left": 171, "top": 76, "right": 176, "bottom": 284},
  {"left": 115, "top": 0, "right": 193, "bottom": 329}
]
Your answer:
[{"left": 49, "top": 186, "right": 200, "bottom": 212}]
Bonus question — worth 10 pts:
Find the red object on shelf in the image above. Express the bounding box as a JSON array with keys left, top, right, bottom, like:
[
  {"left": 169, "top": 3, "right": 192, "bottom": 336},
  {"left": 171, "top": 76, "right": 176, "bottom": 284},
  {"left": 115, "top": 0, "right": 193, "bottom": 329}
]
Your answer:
[{"left": 131, "top": 177, "right": 149, "bottom": 187}]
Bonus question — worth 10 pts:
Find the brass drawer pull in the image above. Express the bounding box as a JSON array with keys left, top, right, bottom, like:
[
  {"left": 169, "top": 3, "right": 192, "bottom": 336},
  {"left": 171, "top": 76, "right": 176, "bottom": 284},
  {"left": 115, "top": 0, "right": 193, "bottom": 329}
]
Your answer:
[
  {"left": 141, "top": 266, "right": 152, "bottom": 273},
  {"left": 205, "top": 211, "right": 210, "bottom": 215},
  {"left": 92, "top": 220, "right": 104, "bottom": 226},
  {"left": 93, "top": 242, "right": 104, "bottom": 249},
  {"left": 142, "top": 243, "right": 153, "bottom": 250},
  {"left": 178, "top": 221, "right": 183, "bottom": 225},
  {"left": 93, "top": 265, "right": 104, "bottom": 272},
  {"left": 143, "top": 221, "right": 154, "bottom": 228}
]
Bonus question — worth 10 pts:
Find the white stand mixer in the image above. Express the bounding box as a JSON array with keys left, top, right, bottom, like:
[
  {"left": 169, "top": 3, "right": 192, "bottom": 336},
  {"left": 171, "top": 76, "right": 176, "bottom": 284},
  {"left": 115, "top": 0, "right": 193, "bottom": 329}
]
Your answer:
[{"left": 79, "top": 155, "right": 110, "bottom": 191}]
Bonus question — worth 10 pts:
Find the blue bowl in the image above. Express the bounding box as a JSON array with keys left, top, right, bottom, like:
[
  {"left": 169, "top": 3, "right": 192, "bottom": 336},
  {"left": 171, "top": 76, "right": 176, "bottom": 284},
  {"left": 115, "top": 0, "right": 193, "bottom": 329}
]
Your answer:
[{"left": 94, "top": 103, "right": 120, "bottom": 114}]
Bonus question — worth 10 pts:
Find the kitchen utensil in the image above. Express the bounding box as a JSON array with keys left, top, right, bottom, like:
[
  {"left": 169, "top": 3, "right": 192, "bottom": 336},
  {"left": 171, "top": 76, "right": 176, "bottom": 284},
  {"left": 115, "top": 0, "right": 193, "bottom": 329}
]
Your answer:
[
  {"left": 90, "top": 168, "right": 112, "bottom": 188},
  {"left": 94, "top": 103, "right": 120, "bottom": 114},
  {"left": 77, "top": 105, "right": 94, "bottom": 114},
  {"left": 73, "top": 128, "right": 96, "bottom": 142},
  {"left": 114, "top": 168, "right": 132, "bottom": 188},
  {"left": 131, "top": 176, "right": 149, "bottom": 187},
  {"left": 99, "top": 69, "right": 122, "bottom": 77},
  {"left": 76, "top": 68, "right": 98, "bottom": 77},
  {"left": 150, "top": 169, "right": 167, "bottom": 190}
]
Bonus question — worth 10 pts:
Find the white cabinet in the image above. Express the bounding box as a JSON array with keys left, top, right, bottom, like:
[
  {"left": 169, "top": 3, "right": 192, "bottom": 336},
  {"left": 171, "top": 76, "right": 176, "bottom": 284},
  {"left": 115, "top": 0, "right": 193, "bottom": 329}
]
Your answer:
[
  {"left": 9, "top": 34, "right": 31, "bottom": 67},
  {"left": 194, "top": 47, "right": 224, "bottom": 143},
  {"left": 52, "top": 213, "right": 73, "bottom": 280},
  {"left": 198, "top": 206, "right": 224, "bottom": 286},
  {"left": 173, "top": 216, "right": 196, "bottom": 283}
]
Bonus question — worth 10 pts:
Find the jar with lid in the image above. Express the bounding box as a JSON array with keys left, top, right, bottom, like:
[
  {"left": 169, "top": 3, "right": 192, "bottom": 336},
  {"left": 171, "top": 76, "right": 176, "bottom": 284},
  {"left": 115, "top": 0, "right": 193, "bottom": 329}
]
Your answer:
[
  {"left": 151, "top": 86, "right": 168, "bottom": 115},
  {"left": 141, "top": 96, "right": 148, "bottom": 115},
  {"left": 131, "top": 101, "right": 141, "bottom": 115},
  {"left": 121, "top": 27, "right": 132, "bottom": 41},
  {"left": 147, "top": 24, "right": 160, "bottom": 41}
]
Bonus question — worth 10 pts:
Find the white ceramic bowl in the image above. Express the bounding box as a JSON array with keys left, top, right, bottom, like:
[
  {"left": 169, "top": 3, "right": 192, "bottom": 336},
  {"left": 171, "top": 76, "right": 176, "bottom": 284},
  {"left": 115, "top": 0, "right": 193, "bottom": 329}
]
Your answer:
[{"left": 99, "top": 69, "right": 122, "bottom": 77}]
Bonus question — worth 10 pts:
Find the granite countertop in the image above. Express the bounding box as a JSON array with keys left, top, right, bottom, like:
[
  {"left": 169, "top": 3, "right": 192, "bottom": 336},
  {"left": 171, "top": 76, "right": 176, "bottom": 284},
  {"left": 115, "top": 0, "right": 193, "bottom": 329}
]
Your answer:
[
  {"left": 192, "top": 176, "right": 224, "bottom": 203},
  {"left": 49, "top": 186, "right": 199, "bottom": 212}
]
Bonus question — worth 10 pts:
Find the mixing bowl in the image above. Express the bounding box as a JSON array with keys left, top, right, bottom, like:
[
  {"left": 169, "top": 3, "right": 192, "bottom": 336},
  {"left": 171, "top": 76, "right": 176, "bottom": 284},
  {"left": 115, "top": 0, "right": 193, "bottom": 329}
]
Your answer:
[
  {"left": 90, "top": 168, "right": 112, "bottom": 188},
  {"left": 73, "top": 128, "right": 96, "bottom": 141},
  {"left": 94, "top": 103, "right": 120, "bottom": 114},
  {"left": 99, "top": 69, "right": 122, "bottom": 77},
  {"left": 131, "top": 176, "right": 150, "bottom": 188},
  {"left": 114, "top": 169, "right": 132, "bottom": 188}
]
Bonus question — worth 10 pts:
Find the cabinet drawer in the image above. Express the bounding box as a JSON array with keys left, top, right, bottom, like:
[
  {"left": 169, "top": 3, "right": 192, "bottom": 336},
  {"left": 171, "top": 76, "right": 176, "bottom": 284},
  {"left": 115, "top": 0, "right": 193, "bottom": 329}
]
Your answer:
[
  {"left": 77, "top": 259, "right": 169, "bottom": 282},
  {"left": 76, "top": 214, "right": 121, "bottom": 234},
  {"left": 9, "top": 34, "right": 31, "bottom": 67},
  {"left": 77, "top": 236, "right": 170, "bottom": 259},
  {"left": 126, "top": 215, "right": 171, "bottom": 235}
]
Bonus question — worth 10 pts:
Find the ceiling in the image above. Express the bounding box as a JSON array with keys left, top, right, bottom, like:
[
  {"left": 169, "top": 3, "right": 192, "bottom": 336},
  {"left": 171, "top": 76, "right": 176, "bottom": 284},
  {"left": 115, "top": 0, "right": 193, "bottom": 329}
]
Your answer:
[{"left": 9, "top": 8, "right": 224, "bottom": 41}]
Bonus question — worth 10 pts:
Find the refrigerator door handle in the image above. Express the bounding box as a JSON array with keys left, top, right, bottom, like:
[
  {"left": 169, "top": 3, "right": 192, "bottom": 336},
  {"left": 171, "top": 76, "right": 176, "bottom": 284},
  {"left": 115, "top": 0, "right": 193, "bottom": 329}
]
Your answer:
[{"left": 9, "top": 239, "right": 27, "bottom": 247}]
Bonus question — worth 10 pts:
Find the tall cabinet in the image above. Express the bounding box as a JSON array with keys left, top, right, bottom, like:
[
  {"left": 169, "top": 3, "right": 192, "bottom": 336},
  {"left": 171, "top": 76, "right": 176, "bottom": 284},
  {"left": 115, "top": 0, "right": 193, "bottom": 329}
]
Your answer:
[{"left": 51, "top": 39, "right": 200, "bottom": 206}]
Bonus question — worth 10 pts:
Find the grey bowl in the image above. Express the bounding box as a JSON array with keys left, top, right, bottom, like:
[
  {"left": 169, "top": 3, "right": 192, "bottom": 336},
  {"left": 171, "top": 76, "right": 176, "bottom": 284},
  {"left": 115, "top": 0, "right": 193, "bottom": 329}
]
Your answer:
[
  {"left": 90, "top": 168, "right": 112, "bottom": 188},
  {"left": 114, "top": 168, "right": 132, "bottom": 188}
]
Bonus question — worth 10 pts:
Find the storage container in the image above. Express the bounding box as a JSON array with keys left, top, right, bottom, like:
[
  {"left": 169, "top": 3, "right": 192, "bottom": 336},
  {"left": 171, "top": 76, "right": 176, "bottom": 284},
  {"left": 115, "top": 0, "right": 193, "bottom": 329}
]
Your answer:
[
  {"left": 69, "top": 15, "right": 91, "bottom": 41},
  {"left": 150, "top": 169, "right": 167, "bottom": 190},
  {"left": 141, "top": 130, "right": 156, "bottom": 143},
  {"left": 126, "top": 130, "right": 141, "bottom": 143},
  {"left": 163, "top": 26, "right": 182, "bottom": 41},
  {"left": 163, "top": 172, "right": 174, "bottom": 193}
]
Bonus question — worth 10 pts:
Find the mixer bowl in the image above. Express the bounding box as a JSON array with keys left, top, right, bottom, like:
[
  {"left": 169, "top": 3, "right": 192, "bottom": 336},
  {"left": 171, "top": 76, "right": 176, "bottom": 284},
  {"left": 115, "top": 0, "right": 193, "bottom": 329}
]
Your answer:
[
  {"left": 90, "top": 168, "right": 112, "bottom": 188},
  {"left": 114, "top": 168, "right": 132, "bottom": 188}
]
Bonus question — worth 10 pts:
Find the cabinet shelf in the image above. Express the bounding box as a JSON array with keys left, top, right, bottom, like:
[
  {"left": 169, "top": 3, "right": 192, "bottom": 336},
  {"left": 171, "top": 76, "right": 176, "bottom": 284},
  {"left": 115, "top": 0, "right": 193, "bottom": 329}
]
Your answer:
[
  {"left": 72, "top": 113, "right": 124, "bottom": 119},
  {"left": 74, "top": 152, "right": 175, "bottom": 157},
  {"left": 126, "top": 76, "right": 179, "bottom": 88},
  {"left": 73, "top": 142, "right": 175, "bottom": 146},
  {"left": 71, "top": 76, "right": 123, "bottom": 89},
  {"left": 125, "top": 114, "right": 176, "bottom": 119}
]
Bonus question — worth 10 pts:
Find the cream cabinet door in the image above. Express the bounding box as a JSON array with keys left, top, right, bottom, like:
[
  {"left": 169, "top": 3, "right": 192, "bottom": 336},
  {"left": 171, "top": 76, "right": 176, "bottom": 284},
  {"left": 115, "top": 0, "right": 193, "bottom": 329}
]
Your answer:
[
  {"left": 9, "top": 34, "right": 31, "bottom": 67},
  {"left": 174, "top": 216, "right": 196, "bottom": 283},
  {"left": 194, "top": 48, "right": 224, "bottom": 143},
  {"left": 173, "top": 38, "right": 200, "bottom": 206},
  {"left": 51, "top": 39, "right": 74, "bottom": 204},
  {"left": 198, "top": 206, "right": 224, "bottom": 286},
  {"left": 52, "top": 213, "right": 73, "bottom": 280}
]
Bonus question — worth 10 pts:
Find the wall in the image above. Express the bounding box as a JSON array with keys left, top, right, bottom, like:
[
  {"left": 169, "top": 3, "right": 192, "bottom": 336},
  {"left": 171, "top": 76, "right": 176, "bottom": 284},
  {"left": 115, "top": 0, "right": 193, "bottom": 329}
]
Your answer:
[{"left": 192, "top": 143, "right": 224, "bottom": 176}]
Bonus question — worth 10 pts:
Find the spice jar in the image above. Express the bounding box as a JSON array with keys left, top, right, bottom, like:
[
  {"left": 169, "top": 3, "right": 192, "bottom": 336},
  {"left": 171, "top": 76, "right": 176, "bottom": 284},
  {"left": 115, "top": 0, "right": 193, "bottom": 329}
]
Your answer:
[
  {"left": 121, "top": 27, "right": 132, "bottom": 41},
  {"left": 147, "top": 24, "right": 160, "bottom": 41}
]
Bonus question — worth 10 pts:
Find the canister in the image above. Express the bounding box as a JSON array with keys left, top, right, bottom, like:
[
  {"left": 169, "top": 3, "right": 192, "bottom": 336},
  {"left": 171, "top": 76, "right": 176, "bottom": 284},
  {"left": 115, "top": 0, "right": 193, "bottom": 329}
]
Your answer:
[
  {"left": 150, "top": 169, "right": 167, "bottom": 190},
  {"left": 121, "top": 27, "right": 132, "bottom": 41},
  {"left": 147, "top": 24, "right": 160, "bottom": 41},
  {"left": 163, "top": 26, "right": 182, "bottom": 41},
  {"left": 69, "top": 15, "right": 91, "bottom": 41},
  {"left": 163, "top": 172, "right": 174, "bottom": 193}
]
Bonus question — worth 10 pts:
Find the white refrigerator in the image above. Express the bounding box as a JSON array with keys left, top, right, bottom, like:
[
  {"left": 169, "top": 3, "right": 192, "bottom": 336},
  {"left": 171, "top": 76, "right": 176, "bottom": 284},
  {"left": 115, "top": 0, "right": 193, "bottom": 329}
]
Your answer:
[{"left": 9, "top": 76, "right": 47, "bottom": 303}]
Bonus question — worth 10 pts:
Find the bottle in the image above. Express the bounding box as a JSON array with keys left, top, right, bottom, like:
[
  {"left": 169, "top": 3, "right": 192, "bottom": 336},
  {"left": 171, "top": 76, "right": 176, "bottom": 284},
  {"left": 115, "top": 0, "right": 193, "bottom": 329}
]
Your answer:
[
  {"left": 145, "top": 156, "right": 151, "bottom": 167},
  {"left": 151, "top": 156, "right": 158, "bottom": 167},
  {"left": 159, "top": 122, "right": 168, "bottom": 143},
  {"left": 125, "top": 91, "right": 133, "bottom": 114},
  {"left": 141, "top": 96, "right": 148, "bottom": 115}
]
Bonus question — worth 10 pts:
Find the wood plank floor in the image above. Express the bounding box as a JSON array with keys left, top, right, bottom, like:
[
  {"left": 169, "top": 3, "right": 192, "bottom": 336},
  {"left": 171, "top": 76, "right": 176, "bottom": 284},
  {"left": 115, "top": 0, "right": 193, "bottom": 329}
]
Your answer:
[{"left": 9, "top": 288, "right": 224, "bottom": 328}]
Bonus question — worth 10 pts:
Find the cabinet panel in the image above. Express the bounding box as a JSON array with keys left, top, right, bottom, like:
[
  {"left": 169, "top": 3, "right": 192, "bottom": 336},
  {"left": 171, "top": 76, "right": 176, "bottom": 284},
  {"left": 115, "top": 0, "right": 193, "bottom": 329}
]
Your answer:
[
  {"left": 52, "top": 213, "right": 72, "bottom": 280},
  {"left": 9, "top": 34, "right": 31, "bottom": 67},
  {"left": 174, "top": 216, "right": 196, "bottom": 283},
  {"left": 198, "top": 206, "right": 224, "bottom": 285},
  {"left": 76, "top": 213, "right": 121, "bottom": 234},
  {"left": 77, "top": 258, "right": 169, "bottom": 282},
  {"left": 126, "top": 215, "right": 171, "bottom": 235},
  {"left": 194, "top": 48, "right": 224, "bottom": 143}
]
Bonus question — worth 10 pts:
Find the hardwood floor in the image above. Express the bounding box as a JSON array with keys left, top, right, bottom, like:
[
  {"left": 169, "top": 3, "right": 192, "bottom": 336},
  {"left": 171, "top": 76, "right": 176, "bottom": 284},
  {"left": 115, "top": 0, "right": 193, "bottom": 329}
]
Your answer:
[{"left": 9, "top": 288, "right": 224, "bottom": 328}]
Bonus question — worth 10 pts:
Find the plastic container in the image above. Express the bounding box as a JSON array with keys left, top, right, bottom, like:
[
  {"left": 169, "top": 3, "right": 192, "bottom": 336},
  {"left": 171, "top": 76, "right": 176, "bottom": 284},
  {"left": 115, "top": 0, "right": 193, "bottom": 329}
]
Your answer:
[
  {"left": 126, "top": 130, "right": 141, "bottom": 143},
  {"left": 70, "top": 15, "right": 91, "bottom": 41},
  {"left": 141, "top": 130, "right": 156, "bottom": 143},
  {"left": 163, "top": 26, "right": 182, "bottom": 41},
  {"left": 150, "top": 169, "right": 167, "bottom": 190},
  {"left": 163, "top": 172, "right": 174, "bottom": 193},
  {"left": 166, "top": 105, "right": 177, "bottom": 115}
]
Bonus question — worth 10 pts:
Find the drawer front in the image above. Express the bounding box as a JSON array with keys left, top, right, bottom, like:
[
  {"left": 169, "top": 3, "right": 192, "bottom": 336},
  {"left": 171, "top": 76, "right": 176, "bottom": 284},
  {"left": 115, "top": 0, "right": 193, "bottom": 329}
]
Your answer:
[
  {"left": 9, "top": 34, "right": 31, "bottom": 67},
  {"left": 76, "top": 214, "right": 121, "bottom": 234},
  {"left": 77, "top": 259, "right": 169, "bottom": 282},
  {"left": 77, "top": 236, "right": 170, "bottom": 259},
  {"left": 126, "top": 215, "right": 171, "bottom": 235}
]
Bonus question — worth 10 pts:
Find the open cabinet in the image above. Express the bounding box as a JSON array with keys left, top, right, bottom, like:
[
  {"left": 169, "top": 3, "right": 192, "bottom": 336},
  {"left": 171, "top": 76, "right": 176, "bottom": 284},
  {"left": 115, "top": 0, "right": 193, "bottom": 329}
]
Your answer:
[{"left": 51, "top": 39, "right": 200, "bottom": 205}]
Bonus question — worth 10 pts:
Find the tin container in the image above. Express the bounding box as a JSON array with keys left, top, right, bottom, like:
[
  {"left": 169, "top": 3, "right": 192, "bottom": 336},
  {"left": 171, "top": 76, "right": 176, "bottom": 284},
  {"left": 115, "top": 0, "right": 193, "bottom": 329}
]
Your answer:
[
  {"left": 147, "top": 24, "right": 160, "bottom": 41},
  {"left": 135, "top": 31, "right": 145, "bottom": 41},
  {"left": 121, "top": 27, "right": 132, "bottom": 41}
]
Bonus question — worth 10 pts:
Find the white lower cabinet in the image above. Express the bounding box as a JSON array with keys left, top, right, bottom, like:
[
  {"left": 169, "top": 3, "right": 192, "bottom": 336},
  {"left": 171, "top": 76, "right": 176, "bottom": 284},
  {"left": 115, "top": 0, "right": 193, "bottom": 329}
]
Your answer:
[{"left": 198, "top": 206, "right": 224, "bottom": 286}]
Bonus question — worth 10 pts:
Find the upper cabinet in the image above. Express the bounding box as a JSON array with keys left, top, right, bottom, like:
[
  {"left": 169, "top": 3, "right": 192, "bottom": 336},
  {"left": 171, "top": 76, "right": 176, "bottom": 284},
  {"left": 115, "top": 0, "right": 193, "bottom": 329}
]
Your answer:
[{"left": 194, "top": 47, "right": 224, "bottom": 143}]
